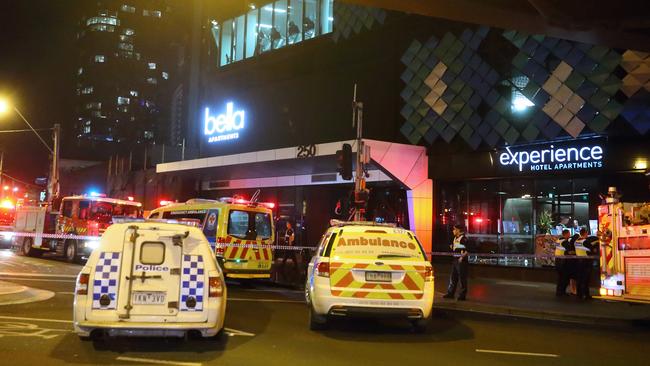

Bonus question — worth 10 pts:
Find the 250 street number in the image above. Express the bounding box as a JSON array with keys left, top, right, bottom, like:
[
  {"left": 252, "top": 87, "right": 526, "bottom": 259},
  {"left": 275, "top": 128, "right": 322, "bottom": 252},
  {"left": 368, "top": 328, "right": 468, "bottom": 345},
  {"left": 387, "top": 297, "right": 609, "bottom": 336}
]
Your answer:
[
  {"left": 499, "top": 143, "right": 604, "bottom": 172},
  {"left": 297, "top": 144, "right": 316, "bottom": 158}
]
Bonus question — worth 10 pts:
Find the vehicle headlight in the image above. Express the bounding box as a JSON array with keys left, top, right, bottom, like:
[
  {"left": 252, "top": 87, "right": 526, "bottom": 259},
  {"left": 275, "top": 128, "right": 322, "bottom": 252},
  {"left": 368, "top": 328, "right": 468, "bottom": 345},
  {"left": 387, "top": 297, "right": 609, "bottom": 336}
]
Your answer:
[
  {"left": 84, "top": 240, "right": 100, "bottom": 250},
  {"left": 1, "top": 232, "right": 14, "bottom": 240}
]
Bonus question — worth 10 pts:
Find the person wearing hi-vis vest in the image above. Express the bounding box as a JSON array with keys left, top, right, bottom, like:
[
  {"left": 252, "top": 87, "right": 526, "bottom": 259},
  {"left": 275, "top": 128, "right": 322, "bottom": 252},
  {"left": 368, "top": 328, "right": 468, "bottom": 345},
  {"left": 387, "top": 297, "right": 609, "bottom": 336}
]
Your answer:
[
  {"left": 574, "top": 227, "right": 599, "bottom": 300},
  {"left": 443, "top": 224, "right": 469, "bottom": 301},
  {"left": 555, "top": 229, "right": 575, "bottom": 297}
]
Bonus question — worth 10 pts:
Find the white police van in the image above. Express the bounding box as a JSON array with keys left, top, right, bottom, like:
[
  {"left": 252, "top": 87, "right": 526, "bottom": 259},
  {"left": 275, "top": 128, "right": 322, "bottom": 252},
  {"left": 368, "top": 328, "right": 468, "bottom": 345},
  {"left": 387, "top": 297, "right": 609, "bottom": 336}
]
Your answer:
[{"left": 73, "top": 221, "right": 227, "bottom": 339}]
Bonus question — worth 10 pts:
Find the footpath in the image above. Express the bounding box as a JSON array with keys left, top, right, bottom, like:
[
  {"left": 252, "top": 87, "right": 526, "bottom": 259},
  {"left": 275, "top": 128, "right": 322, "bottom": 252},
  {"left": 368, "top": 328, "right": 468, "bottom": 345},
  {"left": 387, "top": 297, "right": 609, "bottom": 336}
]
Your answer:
[{"left": 432, "top": 268, "right": 650, "bottom": 328}]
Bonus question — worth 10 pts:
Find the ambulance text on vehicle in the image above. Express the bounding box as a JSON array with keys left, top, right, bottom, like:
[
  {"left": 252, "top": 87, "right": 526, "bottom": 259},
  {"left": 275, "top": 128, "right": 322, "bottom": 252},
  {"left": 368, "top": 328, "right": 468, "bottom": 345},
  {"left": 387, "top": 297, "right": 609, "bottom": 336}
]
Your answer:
[
  {"left": 598, "top": 187, "right": 650, "bottom": 303},
  {"left": 147, "top": 197, "right": 275, "bottom": 279},
  {"left": 305, "top": 220, "right": 434, "bottom": 331},
  {"left": 73, "top": 221, "right": 226, "bottom": 338}
]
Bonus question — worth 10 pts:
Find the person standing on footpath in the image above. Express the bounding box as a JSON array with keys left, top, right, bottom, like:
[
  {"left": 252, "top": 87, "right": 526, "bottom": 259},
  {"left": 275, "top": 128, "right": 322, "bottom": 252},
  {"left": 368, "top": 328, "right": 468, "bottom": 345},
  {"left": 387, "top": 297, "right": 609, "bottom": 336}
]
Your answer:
[
  {"left": 574, "top": 227, "right": 599, "bottom": 300},
  {"left": 555, "top": 229, "right": 575, "bottom": 296},
  {"left": 282, "top": 221, "right": 296, "bottom": 264},
  {"left": 443, "top": 224, "right": 469, "bottom": 301}
]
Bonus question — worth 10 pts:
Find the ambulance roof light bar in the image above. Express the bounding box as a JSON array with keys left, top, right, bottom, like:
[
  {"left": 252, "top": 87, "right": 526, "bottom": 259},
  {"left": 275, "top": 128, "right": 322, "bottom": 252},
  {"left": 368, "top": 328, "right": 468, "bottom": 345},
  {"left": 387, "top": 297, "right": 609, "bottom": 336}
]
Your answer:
[
  {"left": 329, "top": 219, "right": 397, "bottom": 228},
  {"left": 218, "top": 196, "right": 275, "bottom": 209},
  {"left": 186, "top": 198, "right": 220, "bottom": 205}
]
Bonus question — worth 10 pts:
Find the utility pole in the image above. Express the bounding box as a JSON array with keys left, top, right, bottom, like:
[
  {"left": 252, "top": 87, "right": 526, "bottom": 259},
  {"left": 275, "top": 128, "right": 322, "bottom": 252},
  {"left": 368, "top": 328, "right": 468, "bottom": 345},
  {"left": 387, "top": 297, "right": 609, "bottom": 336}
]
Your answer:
[
  {"left": 47, "top": 124, "right": 61, "bottom": 201},
  {"left": 351, "top": 84, "right": 370, "bottom": 221},
  {"left": 0, "top": 151, "right": 3, "bottom": 200}
]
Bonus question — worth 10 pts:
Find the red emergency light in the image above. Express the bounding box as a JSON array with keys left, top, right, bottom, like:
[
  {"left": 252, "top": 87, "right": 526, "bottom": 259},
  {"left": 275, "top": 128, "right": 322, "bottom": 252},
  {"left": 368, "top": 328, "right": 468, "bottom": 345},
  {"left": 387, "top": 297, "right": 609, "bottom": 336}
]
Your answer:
[
  {"left": 127, "top": 196, "right": 134, "bottom": 201},
  {"left": 219, "top": 196, "right": 275, "bottom": 209},
  {"left": 159, "top": 200, "right": 172, "bottom": 206}
]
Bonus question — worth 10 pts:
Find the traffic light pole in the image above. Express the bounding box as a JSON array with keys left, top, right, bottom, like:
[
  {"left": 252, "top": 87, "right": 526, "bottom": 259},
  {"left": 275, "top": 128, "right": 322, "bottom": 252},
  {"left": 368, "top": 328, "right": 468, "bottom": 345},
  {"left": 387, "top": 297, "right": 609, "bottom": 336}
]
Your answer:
[{"left": 352, "top": 84, "right": 369, "bottom": 221}]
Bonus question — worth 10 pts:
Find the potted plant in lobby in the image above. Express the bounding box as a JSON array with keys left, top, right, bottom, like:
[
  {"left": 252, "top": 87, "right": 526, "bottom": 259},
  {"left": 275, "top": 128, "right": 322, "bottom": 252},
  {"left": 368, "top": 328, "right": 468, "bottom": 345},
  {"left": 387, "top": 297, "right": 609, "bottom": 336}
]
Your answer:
[
  {"left": 538, "top": 210, "right": 552, "bottom": 234},
  {"left": 534, "top": 210, "right": 555, "bottom": 267}
]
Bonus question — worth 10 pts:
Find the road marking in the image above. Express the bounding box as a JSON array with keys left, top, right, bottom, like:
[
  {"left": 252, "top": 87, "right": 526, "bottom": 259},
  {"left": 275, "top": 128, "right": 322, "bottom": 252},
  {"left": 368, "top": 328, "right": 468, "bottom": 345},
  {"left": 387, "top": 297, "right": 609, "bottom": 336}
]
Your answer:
[
  {"left": 476, "top": 349, "right": 559, "bottom": 358},
  {"left": 224, "top": 327, "right": 255, "bottom": 337},
  {"left": 228, "top": 297, "right": 304, "bottom": 304},
  {"left": 116, "top": 357, "right": 202, "bottom": 366},
  {"left": 0, "top": 315, "right": 72, "bottom": 324},
  {"left": 0, "top": 321, "right": 70, "bottom": 339},
  {"left": 0, "top": 272, "right": 78, "bottom": 278},
  {"left": 0, "top": 316, "right": 254, "bottom": 338},
  {"left": 0, "top": 277, "right": 76, "bottom": 283},
  {"left": 495, "top": 281, "right": 540, "bottom": 288}
]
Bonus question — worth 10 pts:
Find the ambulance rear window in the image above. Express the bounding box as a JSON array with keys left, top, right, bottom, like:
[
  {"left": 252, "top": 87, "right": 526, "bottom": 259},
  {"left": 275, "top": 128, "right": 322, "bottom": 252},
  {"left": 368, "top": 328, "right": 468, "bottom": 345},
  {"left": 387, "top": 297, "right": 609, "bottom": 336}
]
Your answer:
[
  {"left": 330, "top": 232, "right": 426, "bottom": 261},
  {"left": 228, "top": 210, "right": 272, "bottom": 240}
]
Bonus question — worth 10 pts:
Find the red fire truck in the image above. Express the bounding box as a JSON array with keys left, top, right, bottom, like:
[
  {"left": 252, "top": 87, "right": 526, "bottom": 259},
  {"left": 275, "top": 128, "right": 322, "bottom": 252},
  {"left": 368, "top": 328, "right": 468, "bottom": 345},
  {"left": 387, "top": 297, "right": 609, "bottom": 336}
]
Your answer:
[
  {"left": 598, "top": 187, "right": 650, "bottom": 303},
  {"left": 13, "top": 194, "right": 143, "bottom": 262},
  {"left": 0, "top": 199, "right": 16, "bottom": 248}
]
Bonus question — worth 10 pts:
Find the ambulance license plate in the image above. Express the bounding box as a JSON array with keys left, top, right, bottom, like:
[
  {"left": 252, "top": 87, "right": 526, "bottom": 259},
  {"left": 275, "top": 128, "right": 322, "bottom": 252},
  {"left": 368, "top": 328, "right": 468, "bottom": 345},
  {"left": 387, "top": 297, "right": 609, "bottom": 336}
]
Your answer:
[
  {"left": 365, "top": 271, "right": 392, "bottom": 282},
  {"left": 132, "top": 291, "right": 166, "bottom": 305}
]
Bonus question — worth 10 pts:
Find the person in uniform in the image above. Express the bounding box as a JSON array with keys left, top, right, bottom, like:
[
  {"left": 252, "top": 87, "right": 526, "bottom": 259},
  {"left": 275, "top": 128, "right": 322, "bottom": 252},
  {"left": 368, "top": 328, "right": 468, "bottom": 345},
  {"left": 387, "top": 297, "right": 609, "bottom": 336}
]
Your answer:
[
  {"left": 575, "top": 227, "right": 599, "bottom": 300},
  {"left": 443, "top": 224, "right": 469, "bottom": 301},
  {"left": 280, "top": 222, "right": 298, "bottom": 275},
  {"left": 555, "top": 229, "right": 575, "bottom": 296}
]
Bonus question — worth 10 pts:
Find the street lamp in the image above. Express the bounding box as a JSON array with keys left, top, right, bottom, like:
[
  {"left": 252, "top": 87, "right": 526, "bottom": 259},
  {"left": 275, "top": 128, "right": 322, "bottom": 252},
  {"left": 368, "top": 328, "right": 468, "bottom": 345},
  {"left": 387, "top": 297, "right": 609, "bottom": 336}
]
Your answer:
[{"left": 0, "top": 97, "right": 60, "bottom": 201}]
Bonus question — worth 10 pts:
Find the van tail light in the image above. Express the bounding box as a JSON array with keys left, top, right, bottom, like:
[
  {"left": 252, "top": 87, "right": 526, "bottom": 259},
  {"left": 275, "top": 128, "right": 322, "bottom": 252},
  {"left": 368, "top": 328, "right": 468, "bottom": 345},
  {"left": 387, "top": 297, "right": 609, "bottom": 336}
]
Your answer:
[
  {"left": 209, "top": 277, "right": 224, "bottom": 297},
  {"left": 424, "top": 266, "right": 434, "bottom": 282},
  {"left": 77, "top": 273, "right": 89, "bottom": 295},
  {"left": 215, "top": 238, "right": 226, "bottom": 256},
  {"left": 316, "top": 261, "right": 330, "bottom": 278}
]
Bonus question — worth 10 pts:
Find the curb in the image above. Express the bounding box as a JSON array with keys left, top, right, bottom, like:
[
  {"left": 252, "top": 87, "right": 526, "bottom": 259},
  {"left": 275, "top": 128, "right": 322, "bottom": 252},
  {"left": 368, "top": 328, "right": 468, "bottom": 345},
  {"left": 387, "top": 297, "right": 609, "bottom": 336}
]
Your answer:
[
  {"left": 0, "top": 281, "right": 55, "bottom": 306},
  {"left": 433, "top": 299, "right": 648, "bottom": 328}
]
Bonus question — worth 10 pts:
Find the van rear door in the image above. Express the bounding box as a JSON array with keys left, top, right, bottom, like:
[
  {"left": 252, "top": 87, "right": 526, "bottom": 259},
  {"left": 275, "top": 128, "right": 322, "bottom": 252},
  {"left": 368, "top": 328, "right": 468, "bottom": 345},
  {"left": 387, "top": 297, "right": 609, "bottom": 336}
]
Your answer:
[{"left": 115, "top": 227, "right": 208, "bottom": 322}]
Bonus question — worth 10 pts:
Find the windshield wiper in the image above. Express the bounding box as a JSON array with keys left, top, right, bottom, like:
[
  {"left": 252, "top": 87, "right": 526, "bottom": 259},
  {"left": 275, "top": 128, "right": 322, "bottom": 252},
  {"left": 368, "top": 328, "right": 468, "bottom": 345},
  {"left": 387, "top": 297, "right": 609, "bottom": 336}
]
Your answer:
[{"left": 377, "top": 254, "right": 413, "bottom": 259}]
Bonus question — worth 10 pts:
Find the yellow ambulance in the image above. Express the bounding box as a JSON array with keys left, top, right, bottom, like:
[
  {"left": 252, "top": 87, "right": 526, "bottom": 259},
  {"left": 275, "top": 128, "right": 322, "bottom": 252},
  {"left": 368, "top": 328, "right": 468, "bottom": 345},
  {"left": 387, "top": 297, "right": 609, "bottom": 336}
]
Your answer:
[
  {"left": 306, "top": 220, "right": 434, "bottom": 332},
  {"left": 148, "top": 198, "right": 275, "bottom": 279}
]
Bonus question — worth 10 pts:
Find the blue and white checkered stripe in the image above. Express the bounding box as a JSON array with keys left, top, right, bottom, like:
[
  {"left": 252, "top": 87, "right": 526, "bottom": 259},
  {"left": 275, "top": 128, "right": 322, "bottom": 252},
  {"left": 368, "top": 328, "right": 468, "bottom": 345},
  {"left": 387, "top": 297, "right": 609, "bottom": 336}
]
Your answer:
[
  {"left": 92, "top": 252, "right": 121, "bottom": 310},
  {"left": 180, "top": 255, "right": 205, "bottom": 311}
]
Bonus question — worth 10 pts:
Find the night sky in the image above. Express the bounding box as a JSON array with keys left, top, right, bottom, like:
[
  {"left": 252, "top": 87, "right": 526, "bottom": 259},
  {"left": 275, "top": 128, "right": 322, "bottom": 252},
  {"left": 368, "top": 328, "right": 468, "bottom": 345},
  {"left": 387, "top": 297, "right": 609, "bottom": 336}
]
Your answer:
[{"left": 0, "top": 1, "right": 78, "bottom": 185}]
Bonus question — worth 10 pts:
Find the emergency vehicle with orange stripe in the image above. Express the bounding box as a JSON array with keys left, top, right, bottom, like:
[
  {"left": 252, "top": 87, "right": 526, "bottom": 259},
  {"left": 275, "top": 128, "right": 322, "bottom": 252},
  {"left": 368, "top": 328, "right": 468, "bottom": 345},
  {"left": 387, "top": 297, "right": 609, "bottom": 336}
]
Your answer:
[
  {"left": 305, "top": 220, "right": 434, "bottom": 331},
  {"left": 13, "top": 194, "right": 143, "bottom": 262},
  {"left": 147, "top": 197, "right": 275, "bottom": 279},
  {"left": 597, "top": 187, "right": 650, "bottom": 303}
]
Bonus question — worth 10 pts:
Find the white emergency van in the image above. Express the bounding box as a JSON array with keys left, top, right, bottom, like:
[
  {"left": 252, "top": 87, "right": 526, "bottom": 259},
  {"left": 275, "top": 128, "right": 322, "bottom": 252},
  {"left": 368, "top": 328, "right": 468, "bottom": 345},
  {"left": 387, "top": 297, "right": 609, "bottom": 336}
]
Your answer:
[
  {"left": 306, "top": 220, "right": 434, "bottom": 331},
  {"left": 73, "top": 221, "right": 227, "bottom": 339}
]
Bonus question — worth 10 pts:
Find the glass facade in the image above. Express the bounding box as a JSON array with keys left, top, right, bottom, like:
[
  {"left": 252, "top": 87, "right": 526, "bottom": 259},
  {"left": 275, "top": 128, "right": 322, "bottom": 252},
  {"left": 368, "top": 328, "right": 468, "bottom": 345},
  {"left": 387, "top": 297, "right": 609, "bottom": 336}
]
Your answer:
[
  {"left": 436, "top": 177, "right": 600, "bottom": 267},
  {"left": 212, "top": 0, "right": 334, "bottom": 67}
]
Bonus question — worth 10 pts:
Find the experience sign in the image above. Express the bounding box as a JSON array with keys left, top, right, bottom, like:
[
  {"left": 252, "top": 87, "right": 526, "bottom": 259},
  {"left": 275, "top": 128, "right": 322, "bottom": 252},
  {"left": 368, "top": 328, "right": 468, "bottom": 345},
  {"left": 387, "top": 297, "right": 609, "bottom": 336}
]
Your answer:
[
  {"left": 204, "top": 102, "right": 245, "bottom": 143},
  {"left": 498, "top": 140, "right": 604, "bottom": 172}
]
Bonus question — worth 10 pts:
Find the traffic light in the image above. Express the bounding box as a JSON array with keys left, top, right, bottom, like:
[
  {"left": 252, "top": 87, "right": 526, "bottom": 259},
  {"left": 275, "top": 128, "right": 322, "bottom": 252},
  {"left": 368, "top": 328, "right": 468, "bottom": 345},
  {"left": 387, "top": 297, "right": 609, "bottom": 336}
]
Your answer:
[{"left": 336, "top": 143, "right": 353, "bottom": 180}]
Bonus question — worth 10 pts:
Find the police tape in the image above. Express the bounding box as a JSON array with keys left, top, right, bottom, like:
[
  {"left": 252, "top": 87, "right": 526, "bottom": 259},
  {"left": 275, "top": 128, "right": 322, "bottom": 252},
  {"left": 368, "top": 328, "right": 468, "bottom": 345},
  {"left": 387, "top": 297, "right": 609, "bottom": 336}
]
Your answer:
[
  {"left": 429, "top": 251, "right": 599, "bottom": 259},
  {"left": 0, "top": 230, "right": 317, "bottom": 251},
  {"left": 0, "top": 230, "right": 98, "bottom": 242},
  {"left": 0, "top": 230, "right": 600, "bottom": 257}
]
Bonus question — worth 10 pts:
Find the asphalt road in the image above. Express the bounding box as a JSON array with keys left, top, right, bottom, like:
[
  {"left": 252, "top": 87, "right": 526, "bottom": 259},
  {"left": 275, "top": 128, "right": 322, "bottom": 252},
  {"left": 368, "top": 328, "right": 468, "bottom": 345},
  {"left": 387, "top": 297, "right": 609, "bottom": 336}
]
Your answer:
[{"left": 0, "top": 249, "right": 647, "bottom": 366}]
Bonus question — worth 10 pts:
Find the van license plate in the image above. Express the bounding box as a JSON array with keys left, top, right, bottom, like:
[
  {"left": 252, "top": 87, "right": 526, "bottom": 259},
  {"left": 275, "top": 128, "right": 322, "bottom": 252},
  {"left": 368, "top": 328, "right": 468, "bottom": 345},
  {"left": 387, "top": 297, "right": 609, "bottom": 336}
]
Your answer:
[
  {"left": 365, "top": 271, "right": 391, "bottom": 282},
  {"left": 132, "top": 291, "right": 166, "bottom": 305}
]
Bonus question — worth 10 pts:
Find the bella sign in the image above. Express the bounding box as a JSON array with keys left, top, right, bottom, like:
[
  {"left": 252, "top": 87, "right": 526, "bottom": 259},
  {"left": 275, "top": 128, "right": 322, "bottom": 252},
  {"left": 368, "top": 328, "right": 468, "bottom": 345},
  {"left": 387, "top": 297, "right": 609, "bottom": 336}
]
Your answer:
[
  {"left": 499, "top": 141, "right": 604, "bottom": 172},
  {"left": 204, "top": 102, "right": 245, "bottom": 143}
]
